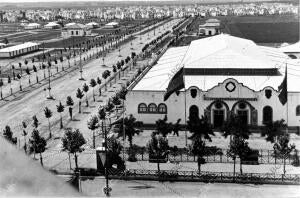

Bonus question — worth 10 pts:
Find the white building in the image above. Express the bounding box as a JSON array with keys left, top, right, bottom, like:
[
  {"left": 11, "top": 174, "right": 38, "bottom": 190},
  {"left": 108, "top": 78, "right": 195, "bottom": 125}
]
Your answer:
[
  {"left": 24, "top": 23, "right": 41, "bottom": 30},
  {"left": 0, "top": 42, "right": 40, "bottom": 58},
  {"left": 85, "top": 22, "right": 99, "bottom": 29},
  {"left": 104, "top": 22, "right": 119, "bottom": 29},
  {"left": 61, "top": 23, "right": 91, "bottom": 38},
  {"left": 44, "top": 22, "right": 61, "bottom": 29},
  {"left": 199, "top": 18, "right": 221, "bottom": 36},
  {"left": 125, "top": 34, "right": 300, "bottom": 133}
]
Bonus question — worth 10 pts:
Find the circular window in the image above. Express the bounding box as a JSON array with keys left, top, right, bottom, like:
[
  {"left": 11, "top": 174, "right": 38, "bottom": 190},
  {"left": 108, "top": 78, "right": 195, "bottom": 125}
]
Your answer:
[
  {"left": 225, "top": 82, "right": 236, "bottom": 92},
  {"left": 238, "top": 102, "right": 246, "bottom": 109},
  {"left": 215, "top": 102, "right": 223, "bottom": 109}
]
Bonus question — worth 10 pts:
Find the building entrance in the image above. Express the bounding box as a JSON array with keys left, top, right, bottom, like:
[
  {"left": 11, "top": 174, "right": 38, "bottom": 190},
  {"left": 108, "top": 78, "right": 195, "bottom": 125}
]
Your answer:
[
  {"left": 237, "top": 110, "right": 248, "bottom": 125},
  {"left": 213, "top": 109, "right": 224, "bottom": 128}
]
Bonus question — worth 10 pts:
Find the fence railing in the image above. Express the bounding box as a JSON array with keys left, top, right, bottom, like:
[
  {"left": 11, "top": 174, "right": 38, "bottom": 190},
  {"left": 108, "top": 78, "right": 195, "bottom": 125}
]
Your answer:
[
  {"left": 107, "top": 168, "right": 300, "bottom": 185},
  {"left": 122, "top": 148, "right": 299, "bottom": 165}
]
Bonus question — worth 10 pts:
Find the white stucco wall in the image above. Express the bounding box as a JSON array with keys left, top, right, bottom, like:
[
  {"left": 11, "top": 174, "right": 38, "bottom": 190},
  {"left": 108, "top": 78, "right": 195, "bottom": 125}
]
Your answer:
[{"left": 126, "top": 78, "right": 300, "bottom": 128}]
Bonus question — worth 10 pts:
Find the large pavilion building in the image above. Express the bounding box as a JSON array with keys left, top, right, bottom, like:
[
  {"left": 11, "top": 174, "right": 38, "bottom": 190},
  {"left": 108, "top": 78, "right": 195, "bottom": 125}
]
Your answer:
[{"left": 125, "top": 34, "right": 300, "bottom": 132}]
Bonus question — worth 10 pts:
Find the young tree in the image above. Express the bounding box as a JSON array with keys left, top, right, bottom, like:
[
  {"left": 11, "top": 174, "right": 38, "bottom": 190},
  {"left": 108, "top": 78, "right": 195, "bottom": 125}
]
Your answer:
[
  {"left": 25, "top": 67, "right": 31, "bottom": 85},
  {"left": 102, "top": 70, "right": 111, "bottom": 91},
  {"left": 0, "top": 79, "right": 3, "bottom": 99},
  {"left": 262, "top": 119, "right": 286, "bottom": 143},
  {"left": 222, "top": 114, "right": 251, "bottom": 176},
  {"left": 44, "top": 106, "right": 53, "bottom": 138},
  {"left": 76, "top": 88, "right": 84, "bottom": 113},
  {"left": 17, "top": 73, "right": 22, "bottom": 91},
  {"left": 112, "top": 95, "right": 121, "bottom": 106},
  {"left": 187, "top": 115, "right": 214, "bottom": 174},
  {"left": 155, "top": 115, "right": 173, "bottom": 137},
  {"left": 82, "top": 83, "right": 89, "bottom": 107},
  {"left": 66, "top": 96, "right": 74, "bottom": 120},
  {"left": 227, "top": 135, "right": 251, "bottom": 175},
  {"left": 22, "top": 121, "right": 28, "bottom": 153},
  {"left": 3, "top": 125, "right": 17, "bottom": 144},
  {"left": 11, "top": 65, "right": 16, "bottom": 80},
  {"left": 96, "top": 77, "right": 102, "bottom": 96},
  {"left": 32, "top": 115, "right": 39, "bottom": 128},
  {"left": 147, "top": 132, "right": 169, "bottom": 173},
  {"left": 33, "top": 65, "right": 39, "bottom": 83},
  {"left": 19, "top": 62, "right": 22, "bottom": 75},
  {"left": 60, "top": 56, "right": 64, "bottom": 71},
  {"left": 112, "top": 114, "right": 143, "bottom": 148},
  {"left": 29, "top": 129, "right": 47, "bottom": 166},
  {"left": 7, "top": 75, "right": 12, "bottom": 95},
  {"left": 56, "top": 101, "right": 65, "bottom": 129},
  {"left": 61, "top": 128, "right": 86, "bottom": 169},
  {"left": 90, "top": 78, "right": 97, "bottom": 102},
  {"left": 273, "top": 134, "right": 296, "bottom": 175},
  {"left": 87, "top": 115, "right": 99, "bottom": 149}
]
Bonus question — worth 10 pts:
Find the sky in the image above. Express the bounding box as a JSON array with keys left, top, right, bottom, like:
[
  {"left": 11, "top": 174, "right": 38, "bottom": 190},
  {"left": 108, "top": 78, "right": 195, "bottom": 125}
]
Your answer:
[{"left": 1, "top": 0, "right": 173, "bottom": 3}]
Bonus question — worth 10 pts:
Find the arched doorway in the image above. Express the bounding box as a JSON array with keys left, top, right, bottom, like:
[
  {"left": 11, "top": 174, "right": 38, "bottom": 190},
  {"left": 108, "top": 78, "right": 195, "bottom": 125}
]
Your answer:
[
  {"left": 206, "top": 100, "right": 229, "bottom": 128},
  {"left": 189, "top": 105, "right": 199, "bottom": 119},
  {"left": 263, "top": 106, "right": 273, "bottom": 124}
]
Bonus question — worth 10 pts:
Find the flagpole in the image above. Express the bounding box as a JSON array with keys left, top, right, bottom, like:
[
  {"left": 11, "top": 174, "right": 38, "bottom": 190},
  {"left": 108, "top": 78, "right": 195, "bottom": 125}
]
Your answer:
[
  {"left": 183, "top": 65, "right": 187, "bottom": 147},
  {"left": 286, "top": 64, "right": 288, "bottom": 134}
]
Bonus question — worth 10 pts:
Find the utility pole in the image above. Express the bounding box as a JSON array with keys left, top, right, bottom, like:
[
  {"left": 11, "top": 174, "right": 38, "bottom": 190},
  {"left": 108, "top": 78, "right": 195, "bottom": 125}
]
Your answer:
[
  {"left": 79, "top": 44, "right": 84, "bottom": 80},
  {"left": 103, "top": 117, "right": 111, "bottom": 196}
]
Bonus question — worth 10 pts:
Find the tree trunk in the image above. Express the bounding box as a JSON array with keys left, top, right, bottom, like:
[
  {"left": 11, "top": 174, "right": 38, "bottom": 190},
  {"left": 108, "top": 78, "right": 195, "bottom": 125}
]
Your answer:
[
  {"left": 79, "top": 101, "right": 81, "bottom": 113},
  {"left": 240, "top": 159, "right": 243, "bottom": 174},
  {"left": 68, "top": 152, "right": 72, "bottom": 170},
  {"left": 85, "top": 95, "right": 89, "bottom": 107},
  {"left": 93, "top": 130, "right": 95, "bottom": 149},
  {"left": 60, "top": 114, "right": 63, "bottom": 129},
  {"left": 93, "top": 89, "right": 95, "bottom": 102},
  {"left": 283, "top": 158, "right": 286, "bottom": 175},
  {"left": 233, "top": 157, "right": 236, "bottom": 181},
  {"left": 39, "top": 152, "right": 43, "bottom": 167},
  {"left": 74, "top": 153, "right": 78, "bottom": 169},
  {"left": 48, "top": 118, "right": 51, "bottom": 138},
  {"left": 69, "top": 107, "right": 73, "bottom": 120}
]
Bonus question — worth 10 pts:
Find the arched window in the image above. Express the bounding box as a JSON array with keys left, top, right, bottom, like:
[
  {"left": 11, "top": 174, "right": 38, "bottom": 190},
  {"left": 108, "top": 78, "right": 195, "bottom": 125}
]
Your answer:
[
  {"left": 263, "top": 106, "right": 273, "bottom": 124},
  {"left": 138, "top": 103, "right": 147, "bottom": 113},
  {"left": 158, "top": 103, "right": 167, "bottom": 114},
  {"left": 296, "top": 105, "right": 300, "bottom": 116},
  {"left": 189, "top": 105, "right": 199, "bottom": 119},
  {"left": 190, "top": 89, "right": 197, "bottom": 98},
  {"left": 148, "top": 103, "right": 157, "bottom": 113}
]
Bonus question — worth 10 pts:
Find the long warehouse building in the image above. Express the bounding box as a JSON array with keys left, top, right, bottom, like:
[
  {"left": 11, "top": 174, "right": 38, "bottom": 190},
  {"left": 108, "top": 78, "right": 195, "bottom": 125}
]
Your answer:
[{"left": 0, "top": 42, "right": 40, "bottom": 58}]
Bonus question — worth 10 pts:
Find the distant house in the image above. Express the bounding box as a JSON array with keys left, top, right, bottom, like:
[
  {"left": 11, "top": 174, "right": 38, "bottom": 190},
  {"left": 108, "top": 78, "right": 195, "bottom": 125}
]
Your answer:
[
  {"left": 61, "top": 23, "right": 91, "bottom": 38},
  {"left": 65, "top": 22, "right": 76, "bottom": 27},
  {"left": 85, "top": 22, "right": 99, "bottom": 29},
  {"left": 25, "top": 23, "right": 41, "bottom": 30},
  {"left": 199, "top": 18, "right": 221, "bottom": 36},
  {"left": 104, "top": 22, "right": 119, "bottom": 29},
  {"left": 44, "top": 22, "right": 61, "bottom": 29},
  {"left": 0, "top": 42, "right": 40, "bottom": 58}
]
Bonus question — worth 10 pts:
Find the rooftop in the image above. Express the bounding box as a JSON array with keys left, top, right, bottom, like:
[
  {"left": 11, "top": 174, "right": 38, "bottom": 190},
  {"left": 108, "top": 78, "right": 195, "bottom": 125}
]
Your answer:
[
  {"left": 132, "top": 34, "right": 300, "bottom": 92},
  {"left": 0, "top": 42, "right": 40, "bottom": 53},
  {"left": 279, "top": 41, "right": 300, "bottom": 53}
]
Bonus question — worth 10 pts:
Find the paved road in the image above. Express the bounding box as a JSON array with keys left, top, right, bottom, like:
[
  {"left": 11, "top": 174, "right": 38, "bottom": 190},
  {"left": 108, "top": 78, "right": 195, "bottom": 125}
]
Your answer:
[{"left": 74, "top": 177, "right": 300, "bottom": 197}]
